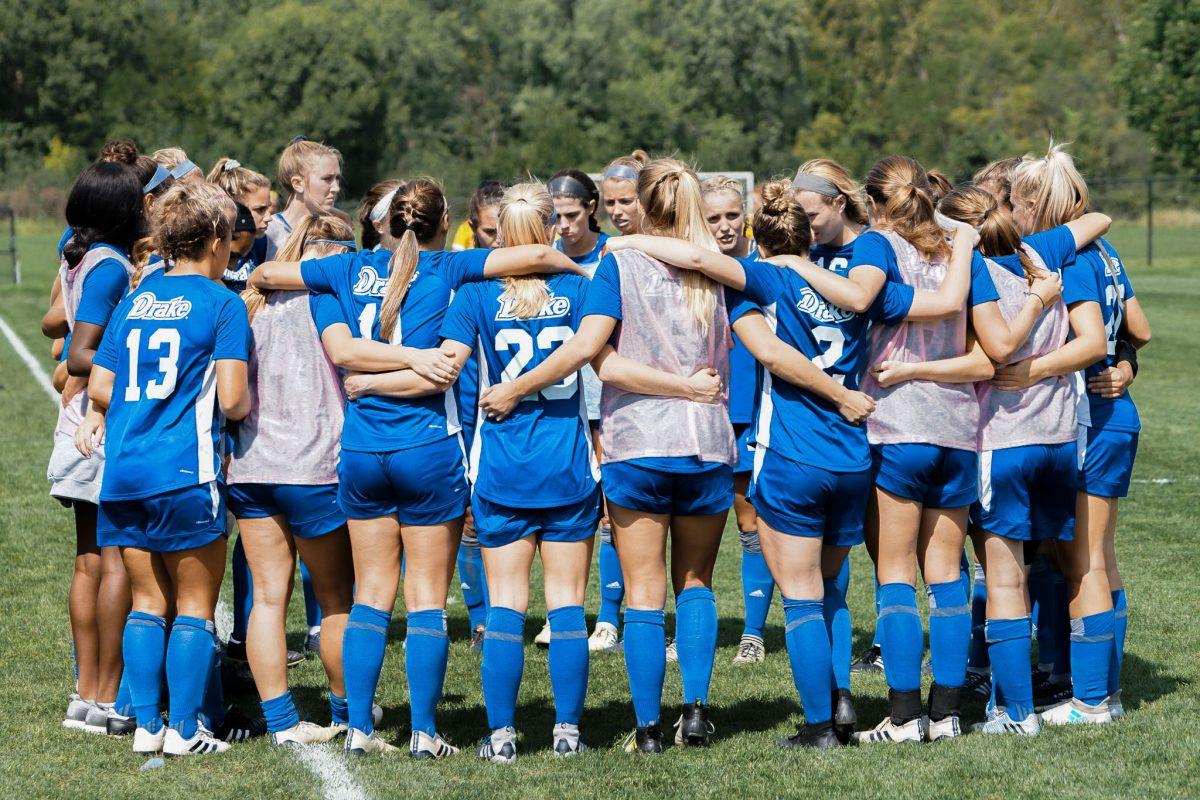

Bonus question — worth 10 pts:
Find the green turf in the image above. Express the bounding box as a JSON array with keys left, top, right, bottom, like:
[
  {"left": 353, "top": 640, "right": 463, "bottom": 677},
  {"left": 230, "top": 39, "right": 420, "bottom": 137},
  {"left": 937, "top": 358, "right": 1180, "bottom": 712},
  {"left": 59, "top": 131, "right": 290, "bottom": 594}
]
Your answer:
[{"left": 1, "top": 223, "right": 1197, "bottom": 799}]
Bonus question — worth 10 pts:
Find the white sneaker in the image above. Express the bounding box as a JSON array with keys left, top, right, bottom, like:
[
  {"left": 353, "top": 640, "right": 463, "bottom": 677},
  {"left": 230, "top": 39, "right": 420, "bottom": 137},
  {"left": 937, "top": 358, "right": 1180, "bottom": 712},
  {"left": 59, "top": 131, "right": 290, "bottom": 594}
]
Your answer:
[
  {"left": 533, "top": 622, "right": 551, "bottom": 649},
  {"left": 588, "top": 622, "right": 620, "bottom": 652},
  {"left": 1108, "top": 692, "right": 1125, "bottom": 719},
  {"left": 852, "top": 716, "right": 926, "bottom": 744},
  {"left": 477, "top": 726, "right": 517, "bottom": 764},
  {"left": 63, "top": 696, "right": 91, "bottom": 730},
  {"left": 665, "top": 638, "right": 678, "bottom": 664},
  {"left": 329, "top": 703, "right": 384, "bottom": 736},
  {"left": 271, "top": 721, "right": 342, "bottom": 747},
  {"left": 344, "top": 727, "right": 400, "bottom": 755},
  {"left": 163, "top": 725, "right": 231, "bottom": 757},
  {"left": 1040, "top": 698, "right": 1113, "bottom": 726},
  {"left": 552, "top": 723, "right": 588, "bottom": 757},
  {"left": 133, "top": 725, "right": 167, "bottom": 754},
  {"left": 732, "top": 635, "right": 765, "bottom": 664},
  {"left": 926, "top": 715, "right": 962, "bottom": 742},
  {"left": 973, "top": 711, "right": 1041, "bottom": 736},
  {"left": 410, "top": 729, "right": 458, "bottom": 760}
]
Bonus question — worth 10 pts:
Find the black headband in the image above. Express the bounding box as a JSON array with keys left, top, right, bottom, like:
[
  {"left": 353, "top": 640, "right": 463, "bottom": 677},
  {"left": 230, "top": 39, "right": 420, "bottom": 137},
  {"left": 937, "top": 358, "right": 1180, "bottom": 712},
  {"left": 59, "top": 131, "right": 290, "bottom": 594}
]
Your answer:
[{"left": 548, "top": 175, "right": 593, "bottom": 201}]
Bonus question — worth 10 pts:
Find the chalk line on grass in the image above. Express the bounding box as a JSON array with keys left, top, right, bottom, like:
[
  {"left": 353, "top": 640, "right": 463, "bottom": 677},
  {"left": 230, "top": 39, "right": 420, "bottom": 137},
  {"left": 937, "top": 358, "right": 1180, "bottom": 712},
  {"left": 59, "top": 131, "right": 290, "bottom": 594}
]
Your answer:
[{"left": 0, "top": 313, "right": 57, "bottom": 400}]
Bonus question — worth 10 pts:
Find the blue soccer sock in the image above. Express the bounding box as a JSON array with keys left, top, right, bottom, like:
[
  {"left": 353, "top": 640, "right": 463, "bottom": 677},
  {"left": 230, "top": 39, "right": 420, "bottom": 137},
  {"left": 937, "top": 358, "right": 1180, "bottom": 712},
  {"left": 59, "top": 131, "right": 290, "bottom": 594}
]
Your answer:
[
  {"left": 122, "top": 611, "right": 166, "bottom": 732},
  {"left": 823, "top": 560, "right": 852, "bottom": 691},
  {"left": 329, "top": 692, "right": 348, "bottom": 726},
  {"left": 877, "top": 583, "right": 922, "bottom": 692},
  {"left": 231, "top": 535, "right": 252, "bottom": 644},
  {"left": 114, "top": 669, "right": 133, "bottom": 718},
  {"left": 739, "top": 530, "right": 774, "bottom": 639},
  {"left": 597, "top": 532, "right": 624, "bottom": 629},
  {"left": 200, "top": 637, "right": 225, "bottom": 731},
  {"left": 871, "top": 575, "right": 883, "bottom": 650},
  {"left": 927, "top": 580, "right": 970, "bottom": 688},
  {"left": 967, "top": 561, "right": 990, "bottom": 671},
  {"left": 456, "top": 543, "right": 489, "bottom": 631},
  {"left": 481, "top": 607, "right": 525, "bottom": 731},
  {"left": 1029, "top": 554, "right": 1069, "bottom": 676},
  {"left": 1070, "top": 610, "right": 1115, "bottom": 706},
  {"left": 299, "top": 560, "right": 322, "bottom": 630},
  {"left": 1110, "top": 588, "right": 1128, "bottom": 696},
  {"left": 987, "top": 616, "right": 1034, "bottom": 721},
  {"left": 675, "top": 587, "right": 717, "bottom": 705},
  {"left": 782, "top": 597, "right": 832, "bottom": 725},
  {"left": 261, "top": 690, "right": 300, "bottom": 734},
  {"left": 547, "top": 606, "right": 588, "bottom": 725},
  {"left": 167, "top": 616, "right": 217, "bottom": 739},
  {"left": 343, "top": 603, "right": 391, "bottom": 734},
  {"left": 406, "top": 609, "right": 449, "bottom": 736},
  {"left": 623, "top": 608, "right": 665, "bottom": 726}
]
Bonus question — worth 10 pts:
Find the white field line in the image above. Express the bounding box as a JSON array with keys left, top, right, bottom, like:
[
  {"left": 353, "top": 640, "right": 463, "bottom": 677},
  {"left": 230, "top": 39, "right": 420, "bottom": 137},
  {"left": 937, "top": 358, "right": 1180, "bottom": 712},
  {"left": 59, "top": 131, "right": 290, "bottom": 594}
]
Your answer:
[{"left": 2, "top": 313, "right": 368, "bottom": 800}]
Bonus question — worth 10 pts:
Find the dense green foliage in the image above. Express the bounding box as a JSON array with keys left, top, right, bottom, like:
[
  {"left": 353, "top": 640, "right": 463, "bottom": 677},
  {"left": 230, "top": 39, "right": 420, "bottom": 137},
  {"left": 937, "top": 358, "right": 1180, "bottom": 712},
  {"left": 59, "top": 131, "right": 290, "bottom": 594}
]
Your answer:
[{"left": 0, "top": 0, "right": 1177, "bottom": 204}]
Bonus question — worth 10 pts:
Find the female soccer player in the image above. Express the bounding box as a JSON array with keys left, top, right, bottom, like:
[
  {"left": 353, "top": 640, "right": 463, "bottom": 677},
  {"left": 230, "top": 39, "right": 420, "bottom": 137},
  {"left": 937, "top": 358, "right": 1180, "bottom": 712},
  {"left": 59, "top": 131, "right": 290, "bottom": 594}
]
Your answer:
[
  {"left": 152, "top": 147, "right": 203, "bottom": 184},
  {"left": 550, "top": 169, "right": 609, "bottom": 267},
  {"left": 208, "top": 158, "right": 272, "bottom": 284},
  {"left": 264, "top": 138, "right": 342, "bottom": 260},
  {"left": 599, "top": 150, "right": 648, "bottom": 236},
  {"left": 75, "top": 181, "right": 251, "bottom": 757},
  {"left": 248, "top": 178, "right": 586, "bottom": 758},
  {"left": 228, "top": 215, "right": 358, "bottom": 746}
]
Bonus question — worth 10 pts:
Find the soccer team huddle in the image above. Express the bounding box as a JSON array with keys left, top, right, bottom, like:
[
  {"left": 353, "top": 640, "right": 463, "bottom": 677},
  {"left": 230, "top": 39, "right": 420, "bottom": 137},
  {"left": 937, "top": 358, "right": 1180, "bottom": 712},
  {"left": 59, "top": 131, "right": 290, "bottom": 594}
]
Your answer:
[{"left": 44, "top": 134, "right": 1149, "bottom": 762}]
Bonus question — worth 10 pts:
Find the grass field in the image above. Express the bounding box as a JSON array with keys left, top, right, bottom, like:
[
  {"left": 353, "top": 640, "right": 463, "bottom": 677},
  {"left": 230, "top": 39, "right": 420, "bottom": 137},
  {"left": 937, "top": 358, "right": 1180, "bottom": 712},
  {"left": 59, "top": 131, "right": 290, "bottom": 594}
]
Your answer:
[{"left": 1, "top": 222, "right": 1197, "bottom": 799}]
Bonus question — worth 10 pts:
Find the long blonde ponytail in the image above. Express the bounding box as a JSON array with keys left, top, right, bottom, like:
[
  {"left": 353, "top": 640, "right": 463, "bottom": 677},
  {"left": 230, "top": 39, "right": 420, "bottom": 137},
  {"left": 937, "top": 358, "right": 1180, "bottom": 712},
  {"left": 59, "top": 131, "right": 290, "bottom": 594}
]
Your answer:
[
  {"left": 378, "top": 179, "right": 446, "bottom": 342},
  {"left": 497, "top": 182, "right": 554, "bottom": 319}
]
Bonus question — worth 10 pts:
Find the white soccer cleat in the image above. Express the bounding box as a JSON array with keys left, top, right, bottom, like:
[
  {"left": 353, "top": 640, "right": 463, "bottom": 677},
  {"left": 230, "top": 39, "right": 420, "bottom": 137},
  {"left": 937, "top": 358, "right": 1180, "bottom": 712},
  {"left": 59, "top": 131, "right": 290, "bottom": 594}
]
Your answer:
[
  {"left": 732, "top": 634, "right": 765, "bottom": 664},
  {"left": 163, "top": 725, "right": 231, "bottom": 757},
  {"left": 410, "top": 729, "right": 458, "bottom": 760},
  {"left": 665, "top": 637, "right": 678, "bottom": 664},
  {"left": 534, "top": 622, "right": 552, "bottom": 649},
  {"left": 1040, "top": 698, "right": 1113, "bottom": 726},
  {"left": 62, "top": 696, "right": 91, "bottom": 730},
  {"left": 852, "top": 716, "right": 926, "bottom": 744},
  {"left": 271, "top": 721, "right": 342, "bottom": 747},
  {"left": 552, "top": 723, "right": 588, "bottom": 757},
  {"left": 972, "top": 711, "right": 1041, "bottom": 736},
  {"left": 926, "top": 715, "right": 962, "bottom": 742},
  {"left": 344, "top": 727, "right": 400, "bottom": 755},
  {"left": 588, "top": 622, "right": 620, "bottom": 652},
  {"left": 133, "top": 725, "right": 167, "bottom": 754},
  {"left": 477, "top": 726, "right": 517, "bottom": 764}
]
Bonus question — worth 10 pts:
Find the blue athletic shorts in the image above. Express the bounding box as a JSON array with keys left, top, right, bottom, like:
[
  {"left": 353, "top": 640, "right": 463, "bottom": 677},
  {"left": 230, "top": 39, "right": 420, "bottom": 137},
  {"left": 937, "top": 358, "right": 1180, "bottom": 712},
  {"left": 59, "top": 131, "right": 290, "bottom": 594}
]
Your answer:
[
  {"left": 871, "top": 443, "right": 978, "bottom": 509},
  {"left": 338, "top": 435, "right": 468, "bottom": 524},
  {"left": 602, "top": 460, "right": 733, "bottom": 517},
  {"left": 749, "top": 447, "right": 869, "bottom": 546},
  {"left": 472, "top": 487, "right": 601, "bottom": 548},
  {"left": 732, "top": 424, "right": 755, "bottom": 475},
  {"left": 227, "top": 483, "right": 344, "bottom": 538},
  {"left": 98, "top": 481, "right": 226, "bottom": 552},
  {"left": 971, "top": 442, "right": 1077, "bottom": 542},
  {"left": 1077, "top": 426, "right": 1139, "bottom": 498}
]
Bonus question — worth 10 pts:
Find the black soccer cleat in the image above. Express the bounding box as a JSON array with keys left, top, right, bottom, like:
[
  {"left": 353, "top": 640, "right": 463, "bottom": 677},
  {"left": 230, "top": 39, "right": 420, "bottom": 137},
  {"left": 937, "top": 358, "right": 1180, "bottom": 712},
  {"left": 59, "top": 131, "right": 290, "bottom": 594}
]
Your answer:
[
  {"left": 850, "top": 644, "right": 884, "bottom": 674},
  {"left": 625, "top": 723, "right": 663, "bottom": 754},
  {"left": 833, "top": 689, "right": 857, "bottom": 743},
  {"left": 675, "top": 700, "right": 714, "bottom": 746},
  {"left": 777, "top": 721, "right": 841, "bottom": 750},
  {"left": 213, "top": 707, "right": 267, "bottom": 743}
]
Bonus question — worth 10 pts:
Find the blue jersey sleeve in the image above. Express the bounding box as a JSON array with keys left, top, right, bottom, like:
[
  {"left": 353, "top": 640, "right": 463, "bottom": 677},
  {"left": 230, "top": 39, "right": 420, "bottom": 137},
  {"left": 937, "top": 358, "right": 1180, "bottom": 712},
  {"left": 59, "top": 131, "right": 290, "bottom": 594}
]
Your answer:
[
  {"left": 1062, "top": 247, "right": 1101, "bottom": 307},
  {"left": 739, "top": 258, "right": 785, "bottom": 308},
  {"left": 1025, "top": 226, "right": 1077, "bottom": 272},
  {"left": 397, "top": 274, "right": 453, "bottom": 348},
  {"left": 581, "top": 254, "right": 622, "bottom": 320},
  {"left": 969, "top": 251, "right": 1000, "bottom": 307},
  {"left": 870, "top": 280, "right": 915, "bottom": 325},
  {"left": 440, "top": 284, "right": 481, "bottom": 348},
  {"left": 214, "top": 296, "right": 251, "bottom": 361},
  {"left": 308, "top": 292, "right": 345, "bottom": 334},
  {"left": 93, "top": 320, "right": 121, "bottom": 373},
  {"left": 848, "top": 231, "right": 896, "bottom": 279},
  {"left": 74, "top": 259, "right": 130, "bottom": 327},
  {"left": 300, "top": 254, "right": 348, "bottom": 295},
  {"left": 725, "top": 287, "right": 762, "bottom": 326},
  {"left": 435, "top": 249, "right": 490, "bottom": 289}
]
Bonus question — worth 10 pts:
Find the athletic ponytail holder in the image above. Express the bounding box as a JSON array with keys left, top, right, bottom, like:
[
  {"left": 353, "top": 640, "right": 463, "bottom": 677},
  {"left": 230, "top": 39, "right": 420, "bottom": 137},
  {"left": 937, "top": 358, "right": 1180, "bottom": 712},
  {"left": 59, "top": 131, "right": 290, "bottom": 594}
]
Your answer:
[
  {"left": 370, "top": 188, "right": 399, "bottom": 224},
  {"left": 223, "top": 160, "right": 241, "bottom": 172}
]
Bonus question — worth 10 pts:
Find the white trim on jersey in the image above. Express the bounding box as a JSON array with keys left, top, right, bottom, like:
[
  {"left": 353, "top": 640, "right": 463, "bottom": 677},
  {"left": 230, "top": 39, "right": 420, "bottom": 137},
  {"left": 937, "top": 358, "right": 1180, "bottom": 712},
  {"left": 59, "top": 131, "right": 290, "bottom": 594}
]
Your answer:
[
  {"left": 208, "top": 481, "right": 220, "bottom": 521},
  {"left": 752, "top": 302, "right": 779, "bottom": 452},
  {"left": 1076, "top": 425, "right": 1089, "bottom": 471},
  {"left": 579, "top": 364, "right": 600, "bottom": 483},
  {"left": 978, "top": 450, "right": 994, "bottom": 512},
  {"left": 195, "top": 359, "right": 218, "bottom": 485},
  {"left": 468, "top": 336, "right": 489, "bottom": 491}
]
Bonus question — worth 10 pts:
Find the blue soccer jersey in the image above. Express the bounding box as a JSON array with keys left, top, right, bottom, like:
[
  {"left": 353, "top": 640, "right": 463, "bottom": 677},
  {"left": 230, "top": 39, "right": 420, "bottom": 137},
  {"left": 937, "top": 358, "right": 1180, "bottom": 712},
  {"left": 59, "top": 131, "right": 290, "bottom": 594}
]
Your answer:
[
  {"left": 440, "top": 274, "right": 599, "bottom": 507},
  {"left": 75, "top": 244, "right": 134, "bottom": 328},
  {"left": 555, "top": 232, "right": 610, "bottom": 273},
  {"left": 849, "top": 230, "right": 998, "bottom": 318},
  {"left": 94, "top": 270, "right": 251, "bottom": 501},
  {"left": 728, "top": 258, "right": 872, "bottom": 472},
  {"left": 809, "top": 239, "right": 857, "bottom": 274},
  {"left": 299, "top": 248, "right": 488, "bottom": 452},
  {"left": 728, "top": 247, "right": 761, "bottom": 426}
]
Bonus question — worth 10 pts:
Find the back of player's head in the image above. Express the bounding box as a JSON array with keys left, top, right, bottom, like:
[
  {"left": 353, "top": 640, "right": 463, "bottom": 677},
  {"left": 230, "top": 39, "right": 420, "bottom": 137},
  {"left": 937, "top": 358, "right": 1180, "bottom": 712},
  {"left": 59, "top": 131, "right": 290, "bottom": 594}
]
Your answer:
[
  {"left": 497, "top": 182, "right": 554, "bottom": 319},
  {"left": 151, "top": 181, "right": 235, "bottom": 262},
  {"left": 752, "top": 178, "right": 812, "bottom": 257},
  {"left": 206, "top": 158, "right": 271, "bottom": 205},
  {"left": 469, "top": 180, "right": 505, "bottom": 229},
  {"left": 864, "top": 155, "right": 948, "bottom": 260},
  {"left": 973, "top": 157, "right": 1022, "bottom": 210},
  {"left": 549, "top": 169, "right": 601, "bottom": 232},
  {"left": 794, "top": 158, "right": 869, "bottom": 227},
  {"left": 926, "top": 170, "right": 953, "bottom": 204},
  {"left": 278, "top": 138, "right": 342, "bottom": 198},
  {"left": 357, "top": 179, "right": 403, "bottom": 249},
  {"left": 245, "top": 213, "right": 354, "bottom": 321},
  {"left": 63, "top": 161, "right": 145, "bottom": 269},
  {"left": 97, "top": 139, "right": 139, "bottom": 165},
  {"left": 152, "top": 147, "right": 201, "bottom": 181},
  {"left": 1011, "top": 141, "right": 1089, "bottom": 231},
  {"left": 379, "top": 178, "right": 448, "bottom": 341},
  {"left": 939, "top": 186, "right": 1042, "bottom": 283}
]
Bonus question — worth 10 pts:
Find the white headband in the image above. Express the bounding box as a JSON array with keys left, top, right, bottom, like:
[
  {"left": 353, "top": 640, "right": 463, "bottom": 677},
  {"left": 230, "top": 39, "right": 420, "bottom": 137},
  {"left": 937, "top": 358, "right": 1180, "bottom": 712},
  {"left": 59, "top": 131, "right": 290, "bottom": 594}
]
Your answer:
[{"left": 369, "top": 188, "right": 399, "bottom": 223}]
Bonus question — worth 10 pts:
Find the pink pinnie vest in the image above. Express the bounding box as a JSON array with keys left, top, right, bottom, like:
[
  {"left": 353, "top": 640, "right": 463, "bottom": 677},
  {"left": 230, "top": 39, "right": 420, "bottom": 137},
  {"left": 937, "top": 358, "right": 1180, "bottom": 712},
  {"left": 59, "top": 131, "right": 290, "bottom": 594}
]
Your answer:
[
  {"left": 861, "top": 231, "right": 978, "bottom": 451},
  {"left": 599, "top": 248, "right": 736, "bottom": 465}
]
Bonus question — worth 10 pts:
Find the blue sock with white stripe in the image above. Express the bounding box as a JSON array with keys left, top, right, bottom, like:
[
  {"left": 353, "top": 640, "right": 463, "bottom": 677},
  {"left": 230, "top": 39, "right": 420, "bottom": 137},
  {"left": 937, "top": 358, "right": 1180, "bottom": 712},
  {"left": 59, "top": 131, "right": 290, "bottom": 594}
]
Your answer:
[
  {"left": 623, "top": 608, "right": 665, "bottom": 726},
  {"left": 823, "top": 559, "right": 852, "bottom": 691},
  {"left": 1109, "top": 589, "right": 1128, "bottom": 696},
  {"left": 343, "top": 603, "right": 390, "bottom": 734},
  {"left": 1070, "top": 610, "right": 1115, "bottom": 706},
  {"left": 928, "top": 581, "right": 970, "bottom": 688},
  {"left": 122, "top": 611, "right": 166, "bottom": 732},
  {"left": 167, "top": 616, "right": 216, "bottom": 739},
  {"left": 967, "top": 561, "right": 990, "bottom": 671},
  {"left": 329, "top": 693, "right": 348, "bottom": 726},
  {"left": 783, "top": 597, "right": 832, "bottom": 724},
  {"left": 987, "top": 616, "right": 1034, "bottom": 721},
  {"left": 406, "top": 609, "right": 449, "bottom": 736},
  {"left": 481, "top": 607, "right": 525, "bottom": 730},
  {"left": 739, "top": 530, "right": 774, "bottom": 639},
  {"left": 547, "top": 606, "right": 588, "bottom": 725},
  {"left": 231, "top": 535, "right": 252, "bottom": 644},
  {"left": 456, "top": 544, "right": 489, "bottom": 631},
  {"left": 597, "top": 533, "right": 624, "bottom": 628},
  {"left": 675, "top": 587, "right": 717, "bottom": 704},
  {"left": 261, "top": 690, "right": 300, "bottom": 734},
  {"left": 877, "top": 583, "right": 922, "bottom": 691},
  {"left": 299, "top": 560, "right": 322, "bottom": 629}
]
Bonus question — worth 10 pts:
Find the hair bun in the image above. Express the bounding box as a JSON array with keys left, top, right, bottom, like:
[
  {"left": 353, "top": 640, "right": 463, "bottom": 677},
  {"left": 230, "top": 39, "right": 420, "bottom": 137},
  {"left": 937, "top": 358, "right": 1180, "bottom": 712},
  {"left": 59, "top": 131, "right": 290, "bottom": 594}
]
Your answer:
[
  {"left": 98, "top": 140, "right": 139, "bottom": 165},
  {"left": 759, "top": 179, "right": 792, "bottom": 214}
]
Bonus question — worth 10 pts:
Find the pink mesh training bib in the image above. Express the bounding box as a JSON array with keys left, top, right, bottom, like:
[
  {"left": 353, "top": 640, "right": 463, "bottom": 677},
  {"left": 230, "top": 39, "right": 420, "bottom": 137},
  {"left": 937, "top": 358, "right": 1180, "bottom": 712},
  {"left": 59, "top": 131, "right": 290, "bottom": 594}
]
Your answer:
[
  {"left": 861, "top": 231, "right": 978, "bottom": 451},
  {"left": 226, "top": 291, "right": 344, "bottom": 485},
  {"left": 976, "top": 246, "right": 1076, "bottom": 450},
  {"left": 599, "top": 249, "right": 736, "bottom": 465}
]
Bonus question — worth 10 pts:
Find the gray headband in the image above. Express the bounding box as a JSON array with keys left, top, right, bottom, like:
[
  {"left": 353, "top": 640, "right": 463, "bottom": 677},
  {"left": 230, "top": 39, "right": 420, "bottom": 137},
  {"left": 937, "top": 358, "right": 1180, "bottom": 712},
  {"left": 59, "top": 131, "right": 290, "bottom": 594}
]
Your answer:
[
  {"left": 603, "top": 165, "right": 640, "bottom": 183},
  {"left": 791, "top": 172, "right": 840, "bottom": 197},
  {"left": 548, "top": 175, "right": 593, "bottom": 201}
]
